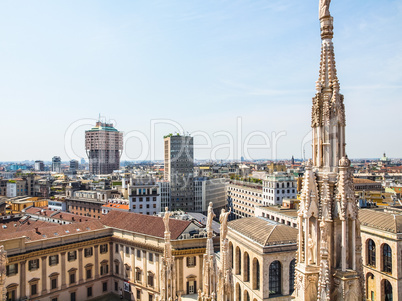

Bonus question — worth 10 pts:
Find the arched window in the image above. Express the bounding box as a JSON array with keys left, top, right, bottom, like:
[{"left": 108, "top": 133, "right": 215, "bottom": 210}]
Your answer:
[
  {"left": 252, "top": 258, "right": 260, "bottom": 290},
  {"left": 235, "top": 247, "right": 241, "bottom": 275},
  {"left": 229, "top": 242, "right": 233, "bottom": 269},
  {"left": 236, "top": 283, "right": 241, "bottom": 301},
  {"left": 243, "top": 252, "right": 250, "bottom": 282},
  {"left": 289, "top": 259, "right": 296, "bottom": 294},
  {"left": 382, "top": 244, "right": 392, "bottom": 273},
  {"left": 269, "top": 261, "right": 281, "bottom": 296},
  {"left": 147, "top": 271, "right": 154, "bottom": 287},
  {"left": 367, "top": 239, "right": 376, "bottom": 267},
  {"left": 366, "top": 273, "right": 375, "bottom": 300},
  {"left": 383, "top": 279, "right": 393, "bottom": 301},
  {"left": 244, "top": 290, "right": 250, "bottom": 301}
]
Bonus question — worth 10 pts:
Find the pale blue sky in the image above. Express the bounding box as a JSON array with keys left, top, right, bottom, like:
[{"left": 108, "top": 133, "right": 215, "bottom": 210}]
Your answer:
[{"left": 0, "top": 0, "right": 401, "bottom": 161}]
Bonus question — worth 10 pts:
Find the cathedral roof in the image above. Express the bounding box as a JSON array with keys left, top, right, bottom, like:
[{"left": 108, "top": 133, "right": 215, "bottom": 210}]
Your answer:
[
  {"left": 359, "top": 209, "right": 402, "bottom": 234},
  {"left": 228, "top": 217, "right": 297, "bottom": 246}
]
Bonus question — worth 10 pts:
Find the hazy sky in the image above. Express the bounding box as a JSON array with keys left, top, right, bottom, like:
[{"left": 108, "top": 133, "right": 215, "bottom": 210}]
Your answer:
[{"left": 0, "top": 0, "right": 401, "bottom": 162}]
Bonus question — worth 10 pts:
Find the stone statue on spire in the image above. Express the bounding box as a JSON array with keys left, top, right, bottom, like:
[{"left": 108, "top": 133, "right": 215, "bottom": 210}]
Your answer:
[
  {"left": 202, "top": 202, "right": 217, "bottom": 300},
  {"left": 206, "top": 202, "right": 215, "bottom": 236},
  {"left": 319, "top": 0, "right": 331, "bottom": 19},
  {"left": 163, "top": 207, "right": 173, "bottom": 233},
  {"left": 217, "top": 208, "right": 233, "bottom": 301},
  {"left": 161, "top": 208, "right": 176, "bottom": 301},
  {"left": 219, "top": 208, "right": 231, "bottom": 241}
]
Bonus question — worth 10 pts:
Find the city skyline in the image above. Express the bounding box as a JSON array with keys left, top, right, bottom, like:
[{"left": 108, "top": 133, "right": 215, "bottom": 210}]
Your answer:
[{"left": 0, "top": 0, "right": 401, "bottom": 161}]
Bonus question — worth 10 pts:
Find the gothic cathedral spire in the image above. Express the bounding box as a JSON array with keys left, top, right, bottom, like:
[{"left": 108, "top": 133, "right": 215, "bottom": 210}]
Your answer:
[{"left": 294, "top": 1, "right": 364, "bottom": 300}]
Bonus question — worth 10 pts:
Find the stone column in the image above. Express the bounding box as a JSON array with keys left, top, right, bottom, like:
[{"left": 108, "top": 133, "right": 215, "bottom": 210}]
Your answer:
[
  {"left": 94, "top": 245, "right": 99, "bottom": 279},
  {"left": 120, "top": 244, "right": 124, "bottom": 277},
  {"left": 132, "top": 248, "right": 135, "bottom": 281},
  {"left": 109, "top": 242, "right": 114, "bottom": 276},
  {"left": 341, "top": 220, "right": 346, "bottom": 271},
  {"left": 352, "top": 219, "right": 356, "bottom": 270},
  {"left": 78, "top": 248, "right": 84, "bottom": 283},
  {"left": 198, "top": 255, "right": 203, "bottom": 289},
  {"left": 61, "top": 252, "right": 66, "bottom": 289},
  {"left": 298, "top": 216, "right": 303, "bottom": 263},
  {"left": 41, "top": 256, "right": 47, "bottom": 294},
  {"left": 178, "top": 257, "right": 183, "bottom": 292},
  {"left": 156, "top": 254, "right": 160, "bottom": 290},
  {"left": 19, "top": 260, "right": 26, "bottom": 299},
  {"left": 305, "top": 219, "right": 310, "bottom": 265},
  {"left": 143, "top": 250, "right": 147, "bottom": 284}
]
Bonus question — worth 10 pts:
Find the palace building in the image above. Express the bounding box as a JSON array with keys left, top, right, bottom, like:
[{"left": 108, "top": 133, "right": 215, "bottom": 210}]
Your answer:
[{"left": 0, "top": 211, "right": 207, "bottom": 301}]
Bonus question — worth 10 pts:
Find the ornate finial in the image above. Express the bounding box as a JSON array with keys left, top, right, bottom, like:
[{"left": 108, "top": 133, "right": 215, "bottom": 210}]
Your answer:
[
  {"left": 339, "top": 155, "right": 351, "bottom": 167},
  {"left": 319, "top": 0, "right": 334, "bottom": 39},
  {"left": 305, "top": 159, "right": 313, "bottom": 168}
]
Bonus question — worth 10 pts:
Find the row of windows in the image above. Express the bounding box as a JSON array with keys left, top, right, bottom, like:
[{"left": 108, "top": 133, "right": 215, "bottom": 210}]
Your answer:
[
  {"left": 7, "top": 263, "right": 109, "bottom": 300},
  {"left": 115, "top": 244, "right": 154, "bottom": 262},
  {"left": 366, "top": 240, "right": 392, "bottom": 273},
  {"left": 132, "top": 204, "right": 157, "bottom": 209},
  {"left": 231, "top": 243, "right": 296, "bottom": 296},
  {"left": 131, "top": 188, "right": 158, "bottom": 195},
  {"left": 264, "top": 182, "right": 295, "bottom": 189},
  {"left": 70, "top": 206, "right": 100, "bottom": 213},
  {"left": 264, "top": 189, "right": 296, "bottom": 195},
  {"left": 131, "top": 197, "right": 158, "bottom": 202},
  {"left": 228, "top": 186, "right": 262, "bottom": 198},
  {"left": 6, "top": 244, "right": 109, "bottom": 276}
]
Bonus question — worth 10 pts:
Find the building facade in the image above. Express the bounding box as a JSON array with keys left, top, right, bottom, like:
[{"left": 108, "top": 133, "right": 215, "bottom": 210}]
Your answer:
[
  {"left": 262, "top": 173, "right": 297, "bottom": 206},
  {"left": 158, "top": 181, "right": 170, "bottom": 211},
  {"left": 51, "top": 157, "right": 61, "bottom": 173},
  {"left": 34, "top": 161, "right": 44, "bottom": 172},
  {"left": 359, "top": 208, "right": 401, "bottom": 301},
  {"left": 227, "top": 217, "right": 298, "bottom": 301},
  {"left": 6, "top": 179, "right": 27, "bottom": 198},
  {"left": 164, "top": 135, "right": 194, "bottom": 211},
  {"left": 85, "top": 121, "right": 123, "bottom": 175},
  {"left": 129, "top": 180, "right": 161, "bottom": 215},
  {"left": 1, "top": 211, "right": 207, "bottom": 301},
  {"left": 69, "top": 160, "right": 79, "bottom": 175},
  {"left": 226, "top": 180, "right": 263, "bottom": 220}
]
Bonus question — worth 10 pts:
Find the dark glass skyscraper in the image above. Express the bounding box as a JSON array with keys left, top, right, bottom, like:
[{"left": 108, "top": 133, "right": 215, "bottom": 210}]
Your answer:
[{"left": 164, "top": 134, "right": 194, "bottom": 211}]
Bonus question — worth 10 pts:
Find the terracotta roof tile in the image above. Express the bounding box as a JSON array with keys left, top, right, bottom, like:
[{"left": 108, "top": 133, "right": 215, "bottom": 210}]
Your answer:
[
  {"left": 0, "top": 220, "right": 105, "bottom": 242},
  {"left": 100, "top": 211, "right": 190, "bottom": 239},
  {"left": 353, "top": 178, "right": 378, "bottom": 184}
]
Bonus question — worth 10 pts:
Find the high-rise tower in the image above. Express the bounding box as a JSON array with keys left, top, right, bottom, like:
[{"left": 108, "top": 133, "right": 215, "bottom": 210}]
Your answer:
[
  {"left": 164, "top": 134, "right": 194, "bottom": 211},
  {"left": 294, "top": 1, "right": 364, "bottom": 300},
  {"left": 52, "top": 156, "right": 61, "bottom": 173},
  {"left": 85, "top": 121, "right": 123, "bottom": 175}
]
